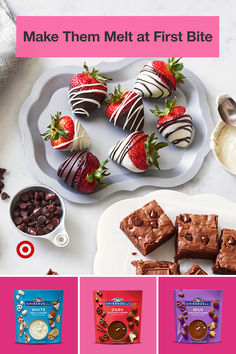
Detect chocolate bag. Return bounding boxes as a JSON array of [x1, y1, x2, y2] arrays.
[[14, 290, 63, 344], [173, 289, 223, 343], [93, 290, 142, 344]]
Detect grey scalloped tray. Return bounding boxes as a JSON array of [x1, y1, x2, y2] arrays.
[[18, 58, 213, 204]]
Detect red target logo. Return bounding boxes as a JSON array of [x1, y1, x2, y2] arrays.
[[16, 241, 34, 259]]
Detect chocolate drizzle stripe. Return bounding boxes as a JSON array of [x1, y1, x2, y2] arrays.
[[58, 151, 89, 190], [158, 114, 193, 146], [134, 63, 173, 98], [110, 132, 147, 166], [68, 83, 107, 116]]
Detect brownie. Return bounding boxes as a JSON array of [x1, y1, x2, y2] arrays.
[[184, 264, 208, 275], [175, 213, 219, 260], [120, 200, 176, 256], [132, 260, 180, 275], [212, 229, 236, 274]]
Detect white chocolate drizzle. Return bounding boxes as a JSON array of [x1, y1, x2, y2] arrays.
[[68, 83, 107, 116], [53, 118, 91, 151], [109, 91, 144, 131]]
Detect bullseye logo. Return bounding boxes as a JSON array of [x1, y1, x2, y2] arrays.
[[16, 241, 34, 259]]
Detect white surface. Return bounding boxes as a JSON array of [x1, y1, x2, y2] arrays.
[[94, 190, 236, 275], [1, 0, 236, 275]]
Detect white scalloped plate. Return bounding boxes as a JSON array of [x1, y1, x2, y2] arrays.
[[18, 58, 213, 204], [94, 190, 236, 275]]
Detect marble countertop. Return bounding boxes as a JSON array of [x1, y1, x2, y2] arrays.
[[1, 0, 236, 275]]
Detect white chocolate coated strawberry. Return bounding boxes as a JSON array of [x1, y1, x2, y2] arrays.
[[134, 61, 171, 98]]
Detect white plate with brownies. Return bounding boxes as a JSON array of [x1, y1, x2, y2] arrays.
[[94, 190, 236, 275]]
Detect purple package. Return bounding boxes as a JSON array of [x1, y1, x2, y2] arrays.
[[173, 289, 223, 343]]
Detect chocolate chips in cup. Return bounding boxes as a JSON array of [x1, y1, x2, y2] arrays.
[[12, 189, 62, 236], [174, 289, 223, 344]]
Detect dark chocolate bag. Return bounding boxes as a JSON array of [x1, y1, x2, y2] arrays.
[[93, 290, 142, 344]]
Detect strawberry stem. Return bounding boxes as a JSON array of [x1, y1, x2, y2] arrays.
[[83, 62, 112, 84], [86, 159, 110, 186], [167, 57, 186, 84], [41, 112, 69, 141], [144, 132, 168, 169], [150, 97, 178, 117], [104, 84, 127, 105]]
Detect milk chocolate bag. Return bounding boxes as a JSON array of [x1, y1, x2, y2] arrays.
[[174, 289, 223, 343], [93, 290, 142, 344]]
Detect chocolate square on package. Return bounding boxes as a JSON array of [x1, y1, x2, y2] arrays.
[[132, 260, 180, 275], [212, 229, 236, 274], [184, 264, 208, 275], [120, 200, 175, 256], [175, 213, 219, 261]]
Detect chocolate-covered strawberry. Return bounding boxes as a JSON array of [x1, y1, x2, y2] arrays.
[[150, 97, 194, 148], [134, 57, 185, 99], [58, 151, 110, 193], [105, 85, 144, 131], [41, 112, 90, 151], [109, 131, 167, 173], [69, 62, 111, 117]]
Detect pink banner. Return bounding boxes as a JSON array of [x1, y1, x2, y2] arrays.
[[16, 16, 219, 58]]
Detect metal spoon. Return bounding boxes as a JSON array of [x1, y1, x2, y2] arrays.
[[217, 94, 236, 126]]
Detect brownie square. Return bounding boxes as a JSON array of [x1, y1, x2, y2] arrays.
[[175, 213, 219, 260], [184, 264, 208, 275], [120, 200, 175, 256], [212, 229, 236, 274], [132, 260, 180, 275]]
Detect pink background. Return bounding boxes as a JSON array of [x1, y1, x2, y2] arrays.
[[16, 16, 219, 57], [159, 277, 234, 353], [80, 277, 156, 354], [0, 277, 78, 354]]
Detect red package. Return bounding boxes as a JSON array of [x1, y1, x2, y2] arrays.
[[93, 290, 142, 344]]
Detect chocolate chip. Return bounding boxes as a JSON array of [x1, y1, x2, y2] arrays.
[[20, 193, 29, 202], [22, 215, 29, 223], [28, 227, 36, 235], [181, 214, 191, 223], [178, 293, 184, 297], [134, 217, 143, 226], [42, 207, 50, 217], [14, 217, 22, 225], [38, 215, 46, 224], [183, 323, 188, 329], [99, 303, 103, 307], [0, 168, 6, 176], [46, 192, 56, 201], [21, 210, 28, 217], [185, 233, 193, 241], [36, 227, 45, 235], [30, 213, 37, 221], [33, 207, 42, 216], [0, 181, 4, 190], [44, 223, 54, 232], [17, 223, 25, 231], [19, 202, 27, 209], [228, 236, 236, 245], [95, 298, 99, 302], [201, 235, 209, 245], [185, 316, 188, 319], [34, 192, 40, 201], [181, 330, 187, 336], [54, 206, 62, 216], [150, 220, 158, 228], [150, 210, 157, 218], [178, 316, 184, 322], [183, 310, 188, 316], [1, 192, 10, 200], [48, 204, 54, 211]]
